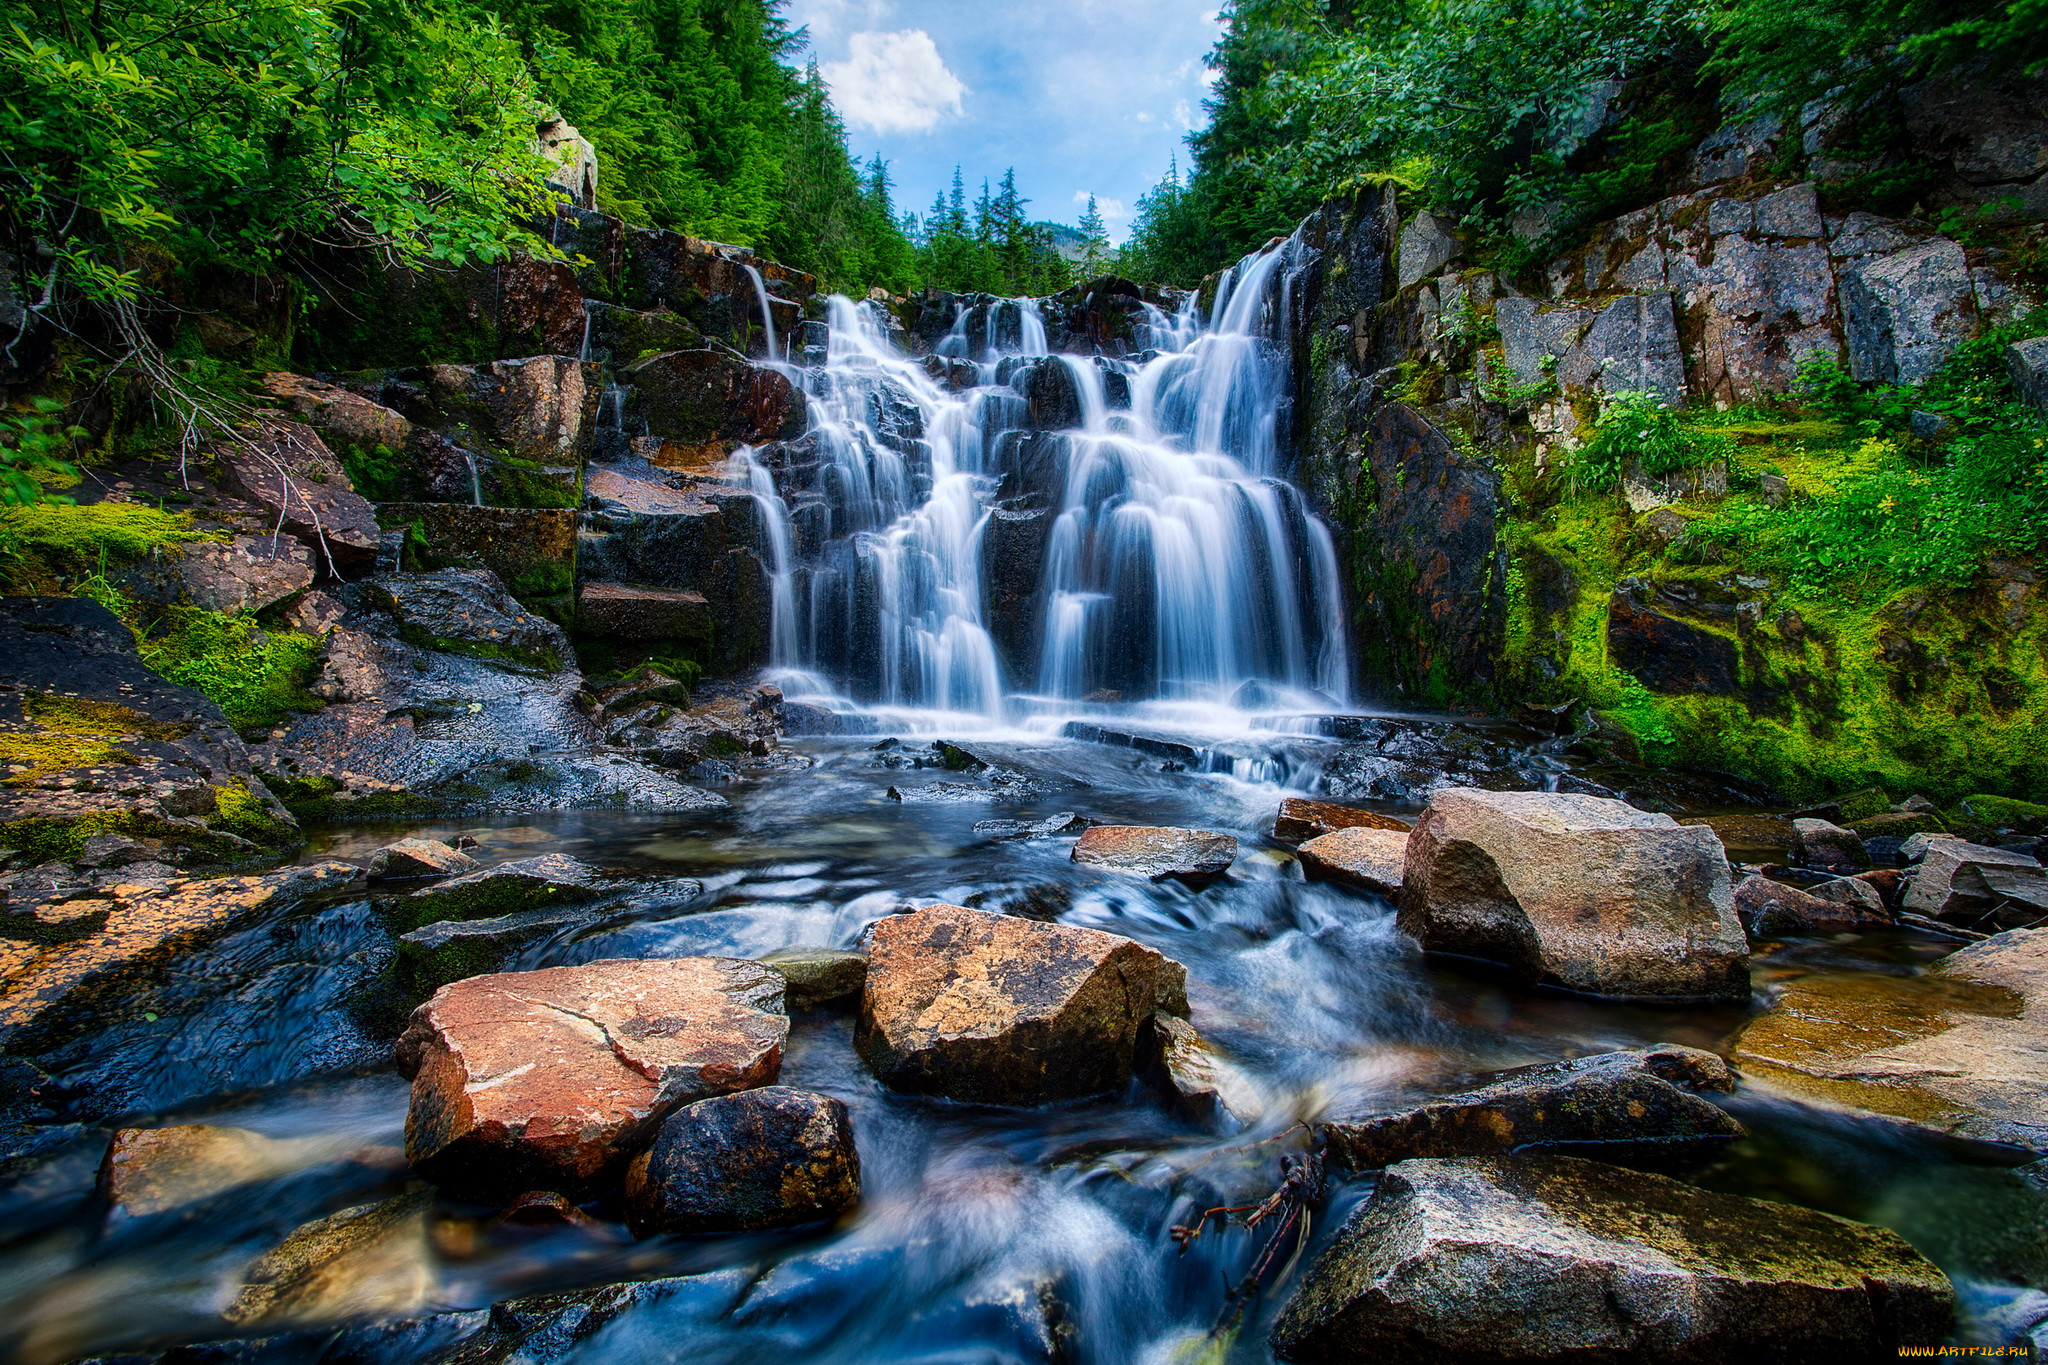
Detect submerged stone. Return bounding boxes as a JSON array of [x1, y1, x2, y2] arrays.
[[1398, 788, 1748, 1001], [1271, 1154, 1954, 1362], [1322, 1045, 1742, 1172], [223, 1190, 436, 1330], [1137, 1012, 1263, 1124], [760, 947, 866, 1009], [1070, 825, 1237, 881], [395, 904, 600, 994], [101, 1124, 383, 1220], [397, 956, 787, 1194], [856, 903, 1188, 1105], [625, 1086, 860, 1234]]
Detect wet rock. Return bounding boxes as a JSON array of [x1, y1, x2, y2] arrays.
[[1297, 826, 1409, 898], [366, 569, 570, 670], [622, 228, 815, 348], [1273, 798, 1412, 844], [1322, 1045, 1742, 1172], [396, 904, 603, 995], [1070, 825, 1237, 881], [366, 837, 477, 881], [1903, 837, 2047, 923], [1607, 584, 1740, 694], [1791, 817, 1870, 871], [856, 903, 1189, 1105], [397, 956, 787, 1193], [0, 862, 364, 1050], [973, 811, 1090, 840], [1735, 874, 1889, 936], [625, 349, 806, 465], [212, 418, 382, 570], [624, 1086, 859, 1234], [1399, 788, 1748, 1001], [761, 947, 866, 1009], [1138, 1013, 1262, 1124], [1809, 874, 1889, 917], [1734, 927, 2048, 1151], [224, 1189, 436, 1330], [576, 581, 712, 642], [101, 1124, 370, 1219], [1270, 1153, 1954, 1362], [395, 853, 608, 929]]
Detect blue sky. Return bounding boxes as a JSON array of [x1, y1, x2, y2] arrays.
[[781, 1, 1226, 243]]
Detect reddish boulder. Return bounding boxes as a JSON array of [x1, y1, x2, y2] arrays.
[[1274, 798, 1411, 844], [397, 957, 787, 1194], [1298, 826, 1410, 897], [857, 904, 1189, 1105]]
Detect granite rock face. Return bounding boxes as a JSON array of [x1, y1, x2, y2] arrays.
[[856, 903, 1189, 1105], [1070, 825, 1238, 881], [396, 956, 788, 1194], [625, 1086, 860, 1234], [1297, 826, 1409, 898], [1398, 788, 1749, 1001], [1271, 1154, 1954, 1362], [1322, 1045, 1742, 1172]]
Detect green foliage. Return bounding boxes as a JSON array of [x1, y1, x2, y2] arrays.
[[1561, 391, 1736, 495], [907, 166, 1074, 296], [0, 399, 83, 504], [0, 501, 221, 587], [136, 608, 325, 729]]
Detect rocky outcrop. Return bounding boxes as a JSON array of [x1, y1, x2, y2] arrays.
[[211, 418, 381, 571], [376, 505, 579, 602], [1399, 788, 1749, 1000], [1903, 837, 2047, 926], [624, 1086, 860, 1234], [1322, 1046, 1742, 1171], [1070, 825, 1238, 881], [396, 956, 788, 1194], [623, 349, 806, 469], [1734, 927, 2048, 1152], [1735, 874, 1890, 937], [1297, 826, 1409, 897], [856, 904, 1189, 1105], [1271, 1154, 1953, 1362]]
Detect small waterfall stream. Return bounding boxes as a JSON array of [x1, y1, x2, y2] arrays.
[[757, 235, 1348, 726]]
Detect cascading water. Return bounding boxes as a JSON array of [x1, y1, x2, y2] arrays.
[[754, 234, 1347, 723]]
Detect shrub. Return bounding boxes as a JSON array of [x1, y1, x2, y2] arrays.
[[1561, 391, 1736, 495]]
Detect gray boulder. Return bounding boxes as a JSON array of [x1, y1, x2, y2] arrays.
[[395, 853, 608, 930], [1322, 1045, 1741, 1172], [1398, 788, 1748, 1001], [1903, 837, 2048, 923], [2009, 336, 2048, 416], [1790, 817, 1868, 871], [1071, 825, 1237, 881], [1271, 1154, 1954, 1362], [1842, 237, 1978, 385], [367, 837, 477, 880], [624, 1087, 859, 1235], [1398, 212, 1462, 290], [1734, 874, 1888, 937]]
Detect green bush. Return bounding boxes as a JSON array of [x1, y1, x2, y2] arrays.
[[1562, 391, 1737, 496]]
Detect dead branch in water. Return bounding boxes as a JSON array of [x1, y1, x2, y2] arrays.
[[1169, 1131, 1326, 1339]]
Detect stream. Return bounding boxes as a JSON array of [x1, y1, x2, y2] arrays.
[[1, 235, 2043, 1363]]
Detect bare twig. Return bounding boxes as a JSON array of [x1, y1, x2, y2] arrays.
[[1169, 1132, 1327, 1339]]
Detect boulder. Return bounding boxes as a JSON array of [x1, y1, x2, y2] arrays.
[[1297, 826, 1409, 898], [1397, 212, 1462, 290], [761, 947, 866, 1009], [1734, 874, 1888, 937], [1138, 1012, 1263, 1124], [1, 862, 363, 1050], [624, 1086, 859, 1234], [394, 853, 607, 929], [1273, 797, 1412, 843], [1790, 818, 1869, 871], [1398, 788, 1748, 1001], [223, 1190, 435, 1330], [366, 837, 477, 880], [1071, 825, 1237, 881], [396, 956, 788, 1194], [1322, 1046, 1742, 1172], [1808, 875, 1888, 917], [212, 419, 381, 570], [856, 903, 1188, 1105], [122, 532, 316, 615], [1903, 837, 2048, 924], [364, 568, 571, 670], [1734, 927, 2048, 1151], [1270, 1154, 1954, 1362], [2010, 336, 2048, 417], [576, 581, 713, 642]]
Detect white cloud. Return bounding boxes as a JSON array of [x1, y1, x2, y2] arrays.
[[821, 30, 968, 134], [1134, 110, 1153, 123], [1173, 98, 1196, 129], [1073, 190, 1129, 222]]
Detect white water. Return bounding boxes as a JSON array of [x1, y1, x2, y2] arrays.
[[743, 263, 781, 363], [755, 234, 1348, 727]]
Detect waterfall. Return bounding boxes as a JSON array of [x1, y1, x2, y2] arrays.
[[763, 234, 1346, 720], [742, 264, 780, 363]]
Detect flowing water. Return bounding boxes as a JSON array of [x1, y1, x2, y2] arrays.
[[1, 244, 2042, 1364]]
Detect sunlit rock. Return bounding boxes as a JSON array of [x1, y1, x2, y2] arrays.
[[1070, 825, 1237, 881], [366, 837, 477, 881], [1271, 1154, 1953, 1362], [1273, 797, 1411, 844], [1297, 826, 1409, 898], [1138, 1013, 1263, 1124], [101, 1124, 392, 1220], [1734, 927, 2048, 1152], [396, 956, 786, 1194], [223, 1190, 436, 1330], [1399, 788, 1748, 1001], [625, 1086, 859, 1234], [1321, 1045, 1741, 1172], [856, 903, 1188, 1105]]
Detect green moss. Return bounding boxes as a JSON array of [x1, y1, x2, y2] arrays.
[[211, 781, 294, 844], [393, 623, 561, 674], [0, 810, 248, 863], [283, 788, 443, 822], [1955, 794, 2048, 834], [137, 610, 325, 730], [0, 503, 224, 589], [0, 695, 195, 785]]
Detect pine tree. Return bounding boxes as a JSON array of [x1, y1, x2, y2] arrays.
[[1077, 194, 1109, 279]]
